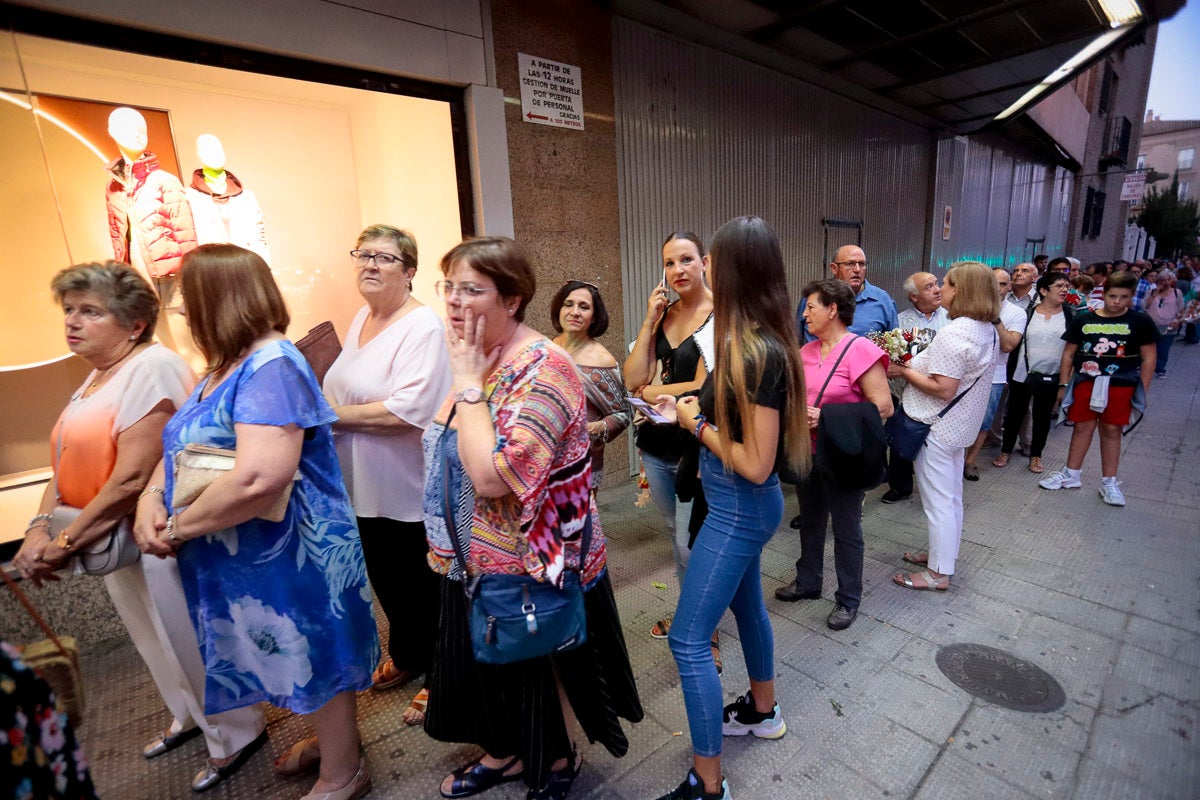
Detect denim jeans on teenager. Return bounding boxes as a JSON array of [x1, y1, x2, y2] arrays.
[[668, 448, 784, 757], [640, 450, 693, 585]]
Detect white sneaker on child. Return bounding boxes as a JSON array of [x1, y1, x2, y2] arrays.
[[1099, 480, 1126, 507], [1039, 468, 1082, 490]]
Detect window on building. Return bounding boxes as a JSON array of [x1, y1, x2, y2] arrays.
[[1180, 148, 1195, 170], [1136, 153, 1146, 170], [1181, 181, 1191, 200], [1098, 63, 1117, 114], [1082, 187, 1106, 239]]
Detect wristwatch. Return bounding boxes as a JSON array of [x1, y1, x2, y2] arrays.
[[991, 317, 1002, 326], [455, 386, 485, 405]]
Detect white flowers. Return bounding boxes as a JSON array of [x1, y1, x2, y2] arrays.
[[211, 596, 313, 696]]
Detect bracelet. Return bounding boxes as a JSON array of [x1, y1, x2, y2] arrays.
[[24, 523, 51, 537], [28, 513, 52, 527], [165, 515, 180, 543], [139, 485, 165, 501], [693, 414, 709, 440]]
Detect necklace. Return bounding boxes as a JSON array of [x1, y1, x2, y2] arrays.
[[86, 344, 140, 391]]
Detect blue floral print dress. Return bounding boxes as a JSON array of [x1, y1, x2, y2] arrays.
[[163, 340, 379, 715]]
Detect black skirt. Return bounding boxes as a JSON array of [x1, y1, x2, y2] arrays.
[[424, 570, 644, 789]]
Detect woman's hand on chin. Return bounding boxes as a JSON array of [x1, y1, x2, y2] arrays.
[[447, 308, 502, 390]]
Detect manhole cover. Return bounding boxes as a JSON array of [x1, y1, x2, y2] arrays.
[[936, 643, 1065, 712]]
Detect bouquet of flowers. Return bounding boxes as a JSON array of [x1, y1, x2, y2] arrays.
[[867, 327, 921, 364]]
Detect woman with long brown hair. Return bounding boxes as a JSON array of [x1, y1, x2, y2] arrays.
[[649, 216, 808, 800]]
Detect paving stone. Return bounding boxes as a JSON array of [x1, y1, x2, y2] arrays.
[[1123, 614, 1200, 667], [914, 750, 1040, 800], [1111, 642, 1200, 701]]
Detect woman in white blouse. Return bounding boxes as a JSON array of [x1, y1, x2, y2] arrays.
[[887, 261, 998, 592], [320, 226, 450, 738]]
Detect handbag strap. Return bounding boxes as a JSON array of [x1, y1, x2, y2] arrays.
[[814, 335, 857, 407], [1, 566, 70, 658], [440, 404, 593, 586]]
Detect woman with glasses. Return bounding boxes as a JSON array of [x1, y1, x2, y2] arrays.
[[423, 237, 642, 800], [315, 226, 450, 745], [993, 272, 1074, 474], [549, 280, 630, 488]]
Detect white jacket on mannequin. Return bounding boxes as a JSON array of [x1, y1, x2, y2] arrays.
[[185, 169, 271, 263]]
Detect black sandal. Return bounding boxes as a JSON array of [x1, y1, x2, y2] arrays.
[[526, 746, 581, 800], [441, 755, 523, 799]]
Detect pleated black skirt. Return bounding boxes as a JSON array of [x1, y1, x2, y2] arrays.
[[424, 570, 644, 789]]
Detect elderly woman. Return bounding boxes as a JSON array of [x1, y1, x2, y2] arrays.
[[322, 225, 450, 734], [422, 237, 642, 800], [888, 261, 998, 591], [549, 280, 630, 487], [624, 232, 714, 641], [1145, 270, 1183, 377], [134, 244, 379, 800], [10, 261, 266, 794], [993, 272, 1074, 474], [775, 279, 892, 631]]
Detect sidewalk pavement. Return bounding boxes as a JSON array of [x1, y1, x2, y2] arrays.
[[74, 343, 1199, 799]]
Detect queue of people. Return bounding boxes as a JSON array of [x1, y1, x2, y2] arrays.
[[9, 225, 1172, 800]]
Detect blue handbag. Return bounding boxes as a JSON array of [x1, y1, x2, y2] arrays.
[[886, 375, 982, 461], [441, 408, 589, 665]]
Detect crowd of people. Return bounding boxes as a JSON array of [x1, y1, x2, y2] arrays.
[[7, 227, 1191, 800]]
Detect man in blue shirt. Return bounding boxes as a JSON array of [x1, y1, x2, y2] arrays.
[[797, 245, 899, 341]]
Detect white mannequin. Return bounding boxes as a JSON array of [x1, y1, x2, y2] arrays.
[[104, 106, 201, 369], [185, 133, 271, 263]]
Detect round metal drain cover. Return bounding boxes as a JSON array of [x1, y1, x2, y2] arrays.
[[936, 643, 1065, 712]]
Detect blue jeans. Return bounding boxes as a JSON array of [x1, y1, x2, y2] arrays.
[[979, 382, 1005, 431], [640, 450, 693, 586], [668, 448, 784, 757], [1155, 329, 1175, 374]]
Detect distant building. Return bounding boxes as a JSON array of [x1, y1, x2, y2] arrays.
[[1139, 115, 1200, 204]]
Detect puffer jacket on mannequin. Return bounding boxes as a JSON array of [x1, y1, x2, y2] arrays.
[[185, 169, 271, 263], [105, 153, 197, 279]]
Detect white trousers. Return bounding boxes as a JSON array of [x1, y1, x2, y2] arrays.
[[104, 556, 265, 758], [913, 432, 965, 576]]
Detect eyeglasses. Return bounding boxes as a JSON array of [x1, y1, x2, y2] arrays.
[[435, 281, 498, 300], [834, 260, 868, 268], [350, 250, 405, 268]]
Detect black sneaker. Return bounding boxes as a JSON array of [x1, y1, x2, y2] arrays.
[[722, 690, 786, 739], [774, 581, 821, 602], [881, 489, 911, 504], [654, 768, 730, 800]]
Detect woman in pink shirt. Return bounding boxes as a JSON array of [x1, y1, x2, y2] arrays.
[[774, 279, 892, 631]]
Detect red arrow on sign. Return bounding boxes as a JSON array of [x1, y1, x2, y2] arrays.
[[526, 112, 549, 121]]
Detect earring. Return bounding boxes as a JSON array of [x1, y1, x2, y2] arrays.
[[508, 308, 515, 316], [129, 334, 137, 340]]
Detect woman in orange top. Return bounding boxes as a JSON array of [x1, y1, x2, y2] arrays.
[[10, 261, 265, 793]]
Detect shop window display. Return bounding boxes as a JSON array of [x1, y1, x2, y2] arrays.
[[0, 30, 468, 541]]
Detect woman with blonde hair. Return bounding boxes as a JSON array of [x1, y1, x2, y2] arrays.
[[649, 216, 808, 800], [135, 244, 379, 800], [888, 260, 998, 592]]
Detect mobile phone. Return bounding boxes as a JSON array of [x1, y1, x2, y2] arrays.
[[628, 396, 672, 425]]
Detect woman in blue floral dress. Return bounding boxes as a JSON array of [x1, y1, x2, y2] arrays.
[[135, 244, 379, 800]]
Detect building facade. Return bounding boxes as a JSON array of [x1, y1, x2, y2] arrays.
[[1139, 116, 1200, 203]]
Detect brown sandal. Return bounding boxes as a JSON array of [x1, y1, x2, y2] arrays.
[[403, 688, 429, 726], [1028, 457, 1044, 474], [991, 453, 1010, 468]]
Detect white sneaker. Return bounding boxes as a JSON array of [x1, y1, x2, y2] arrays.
[[1099, 481, 1126, 506], [1039, 468, 1082, 490], [722, 690, 787, 739]]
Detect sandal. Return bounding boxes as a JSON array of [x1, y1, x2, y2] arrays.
[[274, 736, 320, 777], [372, 658, 417, 691], [711, 635, 723, 675], [991, 453, 1010, 468], [526, 746, 581, 800], [403, 688, 429, 726], [650, 616, 672, 639], [441, 755, 523, 799], [963, 463, 980, 481], [1028, 457, 1044, 474], [892, 570, 950, 591], [902, 551, 928, 566]]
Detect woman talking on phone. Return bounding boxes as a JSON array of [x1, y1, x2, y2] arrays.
[[623, 232, 714, 643]]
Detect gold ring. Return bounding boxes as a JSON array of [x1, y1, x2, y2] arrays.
[[33, 552, 42, 562]]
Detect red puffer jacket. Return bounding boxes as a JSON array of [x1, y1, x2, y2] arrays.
[[106, 153, 197, 279]]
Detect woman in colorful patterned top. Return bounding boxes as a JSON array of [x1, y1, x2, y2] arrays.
[[134, 245, 379, 800], [422, 237, 642, 800], [10, 261, 265, 794], [549, 280, 630, 488]]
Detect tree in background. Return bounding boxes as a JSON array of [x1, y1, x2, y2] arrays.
[[1138, 173, 1200, 256]]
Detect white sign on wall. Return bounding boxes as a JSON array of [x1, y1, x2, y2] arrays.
[[1120, 172, 1146, 202], [518, 53, 584, 130]]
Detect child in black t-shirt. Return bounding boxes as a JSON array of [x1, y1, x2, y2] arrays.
[[1039, 271, 1157, 506]]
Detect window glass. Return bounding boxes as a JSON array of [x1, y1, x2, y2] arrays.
[[1180, 148, 1195, 170]]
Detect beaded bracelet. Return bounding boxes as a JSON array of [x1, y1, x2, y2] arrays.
[[139, 485, 165, 501]]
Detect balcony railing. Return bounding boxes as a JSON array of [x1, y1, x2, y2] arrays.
[[1100, 115, 1132, 168]]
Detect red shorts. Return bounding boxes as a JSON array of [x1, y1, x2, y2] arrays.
[[1067, 381, 1134, 426]]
